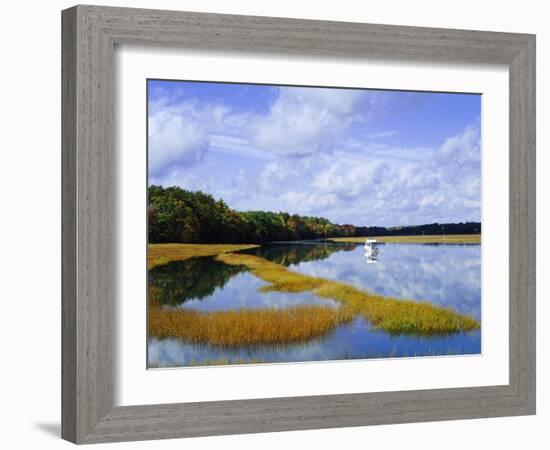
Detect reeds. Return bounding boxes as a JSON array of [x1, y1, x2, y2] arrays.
[[314, 282, 479, 334], [216, 253, 480, 334], [216, 253, 326, 292], [186, 358, 267, 366], [148, 304, 353, 347]]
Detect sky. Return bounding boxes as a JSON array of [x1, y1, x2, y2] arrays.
[[148, 79, 481, 227]]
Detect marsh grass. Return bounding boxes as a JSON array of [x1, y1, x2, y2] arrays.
[[147, 250, 352, 347], [331, 234, 481, 244], [148, 243, 258, 269], [216, 253, 480, 334], [186, 358, 267, 366], [216, 253, 326, 292], [314, 283, 479, 335], [148, 303, 353, 347]]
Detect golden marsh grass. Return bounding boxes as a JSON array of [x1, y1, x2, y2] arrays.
[[186, 358, 266, 366], [148, 303, 353, 347], [216, 253, 480, 334], [331, 234, 481, 244], [148, 243, 258, 269], [216, 253, 326, 292], [314, 282, 479, 334]]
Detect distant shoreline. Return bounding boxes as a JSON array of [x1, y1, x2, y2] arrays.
[[330, 234, 481, 244], [147, 235, 481, 269]]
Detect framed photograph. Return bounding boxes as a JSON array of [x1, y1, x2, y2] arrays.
[[62, 5, 536, 444]]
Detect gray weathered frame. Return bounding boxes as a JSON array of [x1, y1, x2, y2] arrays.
[[62, 4, 536, 444]]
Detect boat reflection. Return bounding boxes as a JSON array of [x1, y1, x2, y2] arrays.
[[364, 239, 379, 264]]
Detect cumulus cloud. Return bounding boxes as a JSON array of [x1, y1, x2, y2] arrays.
[[439, 122, 481, 170], [266, 121, 481, 226], [149, 86, 380, 179], [148, 101, 229, 176], [258, 158, 315, 192], [150, 86, 368, 179], [312, 160, 389, 198], [248, 88, 373, 157]]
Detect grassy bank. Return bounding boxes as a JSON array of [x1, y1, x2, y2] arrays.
[[216, 253, 479, 334], [148, 297, 352, 347], [148, 243, 259, 269], [331, 234, 481, 244]]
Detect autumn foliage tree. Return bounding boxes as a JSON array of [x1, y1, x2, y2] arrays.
[[148, 186, 355, 244]]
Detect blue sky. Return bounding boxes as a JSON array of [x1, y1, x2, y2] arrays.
[[148, 79, 481, 227]]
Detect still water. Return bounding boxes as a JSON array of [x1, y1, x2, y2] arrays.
[[148, 242, 481, 368]]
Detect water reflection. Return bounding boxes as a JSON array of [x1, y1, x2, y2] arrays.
[[149, 257, 245, 305], [150, 257, 338, 311], [364, 244, 379, 264], [170, 270, 338, 311], [149, 317, 480, 368], [364, 239, 379, 264], [148, 241, 482, 367], [242, 241, 357, 266], [287, 243, 481, 321]]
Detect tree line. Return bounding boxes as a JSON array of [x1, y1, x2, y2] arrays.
[[355, 222, 481, 237], [148, 185, 481, 244]]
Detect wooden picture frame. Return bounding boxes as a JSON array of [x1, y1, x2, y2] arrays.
[[62, 5, 536, 444]]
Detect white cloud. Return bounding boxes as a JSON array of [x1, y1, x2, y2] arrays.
[[312, 160, 389, 198], [248, 88, 372, 157], [209, 134, 272, 160], [148, 101, 229, 176], [280, 191, 338, 216], [438, 122, 481, 171], [258, 158, 314, 192], [368, 130, 399, 139], [262, 121, 482, 226], [148, 86, 380, 179]]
